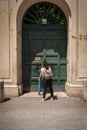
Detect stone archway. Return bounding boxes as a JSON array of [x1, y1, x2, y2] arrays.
[[17, 0, 71, 93]]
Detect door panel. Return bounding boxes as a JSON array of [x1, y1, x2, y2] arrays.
[[45, 40, 58, 49], [22, 25, 67, 92], [30, 40, 43, 53]]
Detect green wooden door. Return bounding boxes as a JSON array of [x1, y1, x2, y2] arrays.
[[22, 25, 67, 92]]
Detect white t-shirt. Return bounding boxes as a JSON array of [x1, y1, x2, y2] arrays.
[[41, 67, 46, 77]]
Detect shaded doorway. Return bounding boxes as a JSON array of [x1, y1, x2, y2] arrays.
[[22, 2, 67, 92]]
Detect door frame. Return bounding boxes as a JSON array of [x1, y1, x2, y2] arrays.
[[16, 0, 71, 94]]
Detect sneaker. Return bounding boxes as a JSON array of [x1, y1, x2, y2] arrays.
[[51, 97, 54, 101], [38, 92, 40, 95], [42, 98, 45, 101]]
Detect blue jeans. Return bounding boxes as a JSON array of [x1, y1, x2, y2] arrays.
[[38, 80, 42, 93], [38, 77, 45, 93]]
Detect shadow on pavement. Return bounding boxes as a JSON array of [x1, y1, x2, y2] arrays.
[[0, 97, 11, 103]]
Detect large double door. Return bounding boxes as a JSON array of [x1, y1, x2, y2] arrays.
[[22, 24, 67, 92]]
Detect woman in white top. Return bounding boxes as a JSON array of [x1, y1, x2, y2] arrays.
[[38, 62, 46, 96]]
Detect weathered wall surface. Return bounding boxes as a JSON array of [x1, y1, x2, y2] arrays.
[[78, 0, 87, 79], [0, 0, 10, 79]]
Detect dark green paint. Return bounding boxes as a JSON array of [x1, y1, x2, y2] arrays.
[[22, 25, 67, 92]]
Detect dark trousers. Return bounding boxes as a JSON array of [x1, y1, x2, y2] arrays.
[[43, 79, 53, 99]]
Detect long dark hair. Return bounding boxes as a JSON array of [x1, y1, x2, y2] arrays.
[[43, 60, 49, 70]]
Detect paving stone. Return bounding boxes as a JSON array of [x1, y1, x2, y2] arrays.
[[0, 95, 87, 130]]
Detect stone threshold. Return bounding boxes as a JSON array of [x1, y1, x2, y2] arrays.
[[20, 92, 69, 98]]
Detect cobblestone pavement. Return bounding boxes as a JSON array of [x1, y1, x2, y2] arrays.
[[0, 93, 87, 130]]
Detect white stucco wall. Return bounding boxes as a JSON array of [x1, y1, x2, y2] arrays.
[[78, 0, 87, 79], [0, 0, 10, 79]]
